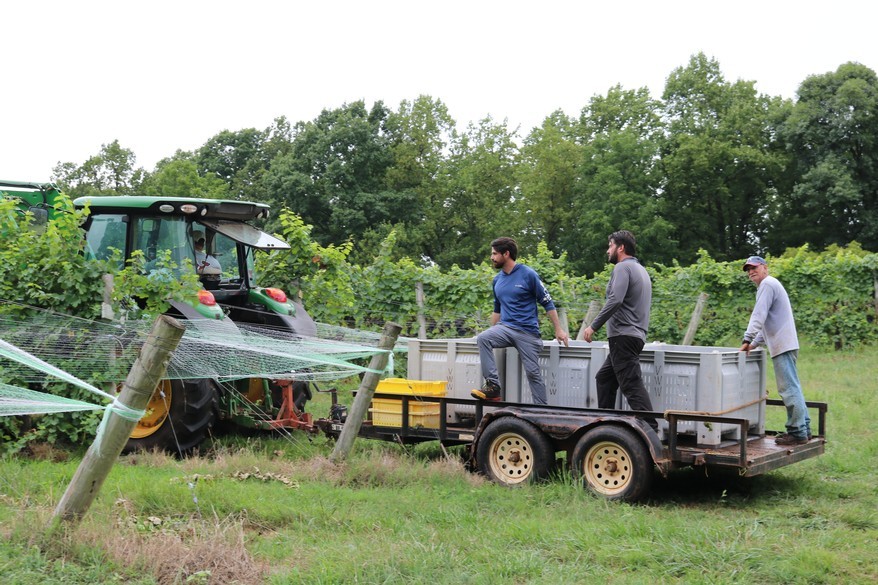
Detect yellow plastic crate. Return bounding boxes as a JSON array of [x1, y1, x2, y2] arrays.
[[369, 405, 441, 429], [369, 378, 446, 429], [374, 378, 447, 396]]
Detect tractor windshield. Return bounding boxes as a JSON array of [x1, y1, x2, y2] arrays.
[[132, 216, 192, 275]]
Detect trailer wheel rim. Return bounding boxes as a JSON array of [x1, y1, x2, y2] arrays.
[[486, 431, 537, 485], [129, 380, 172, 439], [583, 439, 633, 496]]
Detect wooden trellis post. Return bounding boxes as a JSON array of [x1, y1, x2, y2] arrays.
[[576, 300, 603, 341], [53, 315, 185, 523], [331, 321, 402, 463], [682, 292, 709, 346], [415, 282, 427, 339]]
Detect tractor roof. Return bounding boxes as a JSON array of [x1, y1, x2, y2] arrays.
[[0, 180, 61, 191], [74, 196, 271, 222]]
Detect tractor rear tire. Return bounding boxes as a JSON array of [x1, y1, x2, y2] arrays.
[[122, 378, 219, 456]]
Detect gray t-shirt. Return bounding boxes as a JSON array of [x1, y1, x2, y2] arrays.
[[743, 275, 799, 356], [591, 257, 652, 341]]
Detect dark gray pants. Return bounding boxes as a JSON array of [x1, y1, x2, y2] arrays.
[[477, 323, 546, 405]]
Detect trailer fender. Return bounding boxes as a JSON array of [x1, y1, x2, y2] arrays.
[[576, 419, 671, 478]]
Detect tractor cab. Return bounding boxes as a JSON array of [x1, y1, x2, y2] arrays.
[[75, 196, 315, 335]]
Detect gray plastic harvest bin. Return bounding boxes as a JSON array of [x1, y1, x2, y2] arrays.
[[507, 340, 766, 445], [406, 338, 506, 423], [409, 338, 767, 446], [504, 342, 608, 408], [636, 342, 766, 444]]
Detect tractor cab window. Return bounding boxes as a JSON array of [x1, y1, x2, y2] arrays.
[[244, 247, 256, 286], [211, 231, 241, 282], [84, 214, 127, 267], [132, 216, 189, 275]]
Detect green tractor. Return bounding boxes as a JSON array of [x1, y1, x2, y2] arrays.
[[1, 179, 320, 454]]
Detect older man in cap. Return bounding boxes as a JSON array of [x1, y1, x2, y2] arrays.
[[740, 255, 812, 445]]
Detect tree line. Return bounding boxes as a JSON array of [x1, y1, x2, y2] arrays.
[[51, 53, 878, 275]]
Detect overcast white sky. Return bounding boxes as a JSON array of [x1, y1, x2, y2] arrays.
[[2, 0, 876, 182]]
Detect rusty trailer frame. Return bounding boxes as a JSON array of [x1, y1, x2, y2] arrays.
[[329, 394, 827, 480]]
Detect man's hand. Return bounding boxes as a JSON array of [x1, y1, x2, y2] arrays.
[[583, 326, 595, 343], [555, 329, 570, 347], [739, 342, 751, 356]]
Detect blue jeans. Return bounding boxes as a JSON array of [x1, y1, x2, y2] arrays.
[[773, 350, 811, 438], [477, 323, 546, 405]]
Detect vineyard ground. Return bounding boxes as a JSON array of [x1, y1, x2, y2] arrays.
[[1, 344, 877, 584]]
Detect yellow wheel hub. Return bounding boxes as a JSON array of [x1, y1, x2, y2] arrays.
[[583, 440, 632, 496], [487, 432, 536, 485], [128, 380, 172, 439]]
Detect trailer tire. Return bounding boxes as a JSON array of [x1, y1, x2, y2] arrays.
[[122, 378, 219, 456], [476, 417, 553, 486], [571, 425, 653, 502]]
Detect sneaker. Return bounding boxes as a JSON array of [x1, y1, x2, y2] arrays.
[[471, 380, 502, 402], [774, 432, 809, 445]]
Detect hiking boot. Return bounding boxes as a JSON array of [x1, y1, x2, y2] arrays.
[[471, 380, 502, 402], [774, 432, 809, 446]]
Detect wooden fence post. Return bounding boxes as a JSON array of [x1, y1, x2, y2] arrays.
[[101, 274, 115, 321], [873, 271, 878, 315], [331, 321, 402, 463], [682, 292, 709, 346], [415, 281, 427, 339], [576, 300, 603, 341], [558, 307, 569, 334], [53, 315, 185, 523]]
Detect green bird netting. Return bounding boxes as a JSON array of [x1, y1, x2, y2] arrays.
[[0, 308, 409, 418]]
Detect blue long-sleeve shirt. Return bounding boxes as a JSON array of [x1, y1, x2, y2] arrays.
[[493, 264, 556, 336]]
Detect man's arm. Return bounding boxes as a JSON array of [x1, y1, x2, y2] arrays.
[[546, 309, 569, 346], [741, 284, 774, 350], [491, 312, 500, 326], [585, 266, 630, 341]]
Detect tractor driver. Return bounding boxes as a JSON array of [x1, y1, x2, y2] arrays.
[[192, 230, 222, 275]]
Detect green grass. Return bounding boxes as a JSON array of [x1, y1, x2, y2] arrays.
[[2, 345, 877, 584]]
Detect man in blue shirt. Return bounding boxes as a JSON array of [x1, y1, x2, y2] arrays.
[[471, 237, 569, 404]]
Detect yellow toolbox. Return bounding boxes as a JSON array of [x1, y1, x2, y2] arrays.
[[370, 378, 447, 429]]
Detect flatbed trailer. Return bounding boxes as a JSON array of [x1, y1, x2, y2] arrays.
[[321, 393, 827, 502]]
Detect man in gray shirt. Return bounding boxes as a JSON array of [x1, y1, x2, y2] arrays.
[[583, 230, 657, 432], [740, 256, 812, 445]]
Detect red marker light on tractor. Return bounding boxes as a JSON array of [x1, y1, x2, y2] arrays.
[[198, 290, 217, 306], [265, 288, 287, 303]]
